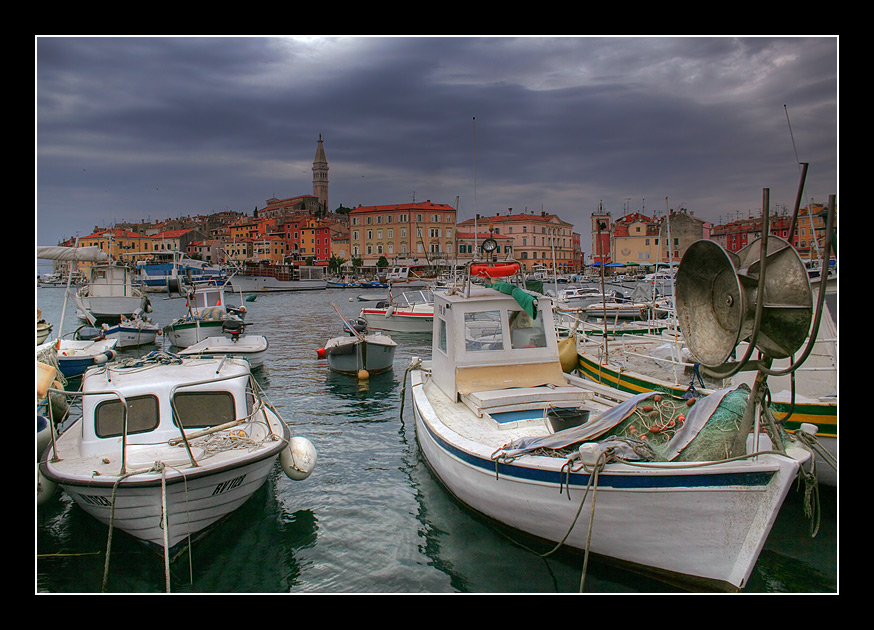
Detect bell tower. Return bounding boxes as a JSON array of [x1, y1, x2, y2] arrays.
[[312, 134, 329, 213]]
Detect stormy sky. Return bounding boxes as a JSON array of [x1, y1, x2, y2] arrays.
[[35, 35, 838, 255]]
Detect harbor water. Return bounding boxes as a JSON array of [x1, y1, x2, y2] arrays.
[[36, 286, 838, 594]]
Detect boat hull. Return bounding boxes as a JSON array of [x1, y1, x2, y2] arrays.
[[103, 324, 160, 348], [79, 296, 149, 321], [164, 319, 228, 348], [325, 335, 396, 375], [577, 351, 837, 486], [229, 274, 326, 293], [38, 339, 119, 379], [359, 308, 433, 333], [43, 439, 284, 553], [411, 372, 807, 592], [179, 335, 269, 369]]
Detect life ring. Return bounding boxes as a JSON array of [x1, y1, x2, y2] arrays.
[[470, 262, 521, 278]]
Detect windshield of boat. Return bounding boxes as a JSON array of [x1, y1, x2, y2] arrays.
[[463, 308, 548, 352], [95, 395, 160, 438], [398, 290, 433, 305], [173, 391, 237, 428]]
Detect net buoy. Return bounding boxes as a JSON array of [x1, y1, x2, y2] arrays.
[[358, 369, 370, 380], [37, 465, 56, 505], [316, 347, 326, 359], [93, 349, 117, 365], [281, 437, 317, 481]]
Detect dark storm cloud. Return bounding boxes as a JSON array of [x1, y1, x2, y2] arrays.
[[36, 36, 837, 251]]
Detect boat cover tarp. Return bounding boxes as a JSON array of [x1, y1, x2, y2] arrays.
[[495, 385, 743, 461], [489, 281, 539, 319], [37, 246, 110, 262]]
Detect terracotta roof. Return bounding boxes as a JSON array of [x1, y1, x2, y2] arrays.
[[350, 201, 455, 213]]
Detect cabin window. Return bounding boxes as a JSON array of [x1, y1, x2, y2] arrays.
[[464, 311, 504, 351], [173, 391, 237, 429], [509, 309, 548, 348], [437, 318, 447, 354], [95, 395, 160, 438]]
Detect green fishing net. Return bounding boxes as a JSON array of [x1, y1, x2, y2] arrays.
[[606, 385, 751, 462]]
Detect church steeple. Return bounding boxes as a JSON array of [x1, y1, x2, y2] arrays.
[[312, 134, 329, 213]]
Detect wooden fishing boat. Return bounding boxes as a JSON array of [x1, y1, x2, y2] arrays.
[[163, 283, 247, 348], [324, 332, 397, 376], [409, 254, 814, 591], [76, 263, 150, 322]]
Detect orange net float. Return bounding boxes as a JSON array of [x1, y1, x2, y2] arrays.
[[470, 262, 521, 278]]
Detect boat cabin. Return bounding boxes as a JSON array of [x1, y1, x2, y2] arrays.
[[430, 285, 592, 424], [76, 359, 254, 463], [86, 264, 138, 297]]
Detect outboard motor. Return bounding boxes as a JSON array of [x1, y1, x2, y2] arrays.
[[222, 317, 245, 341]]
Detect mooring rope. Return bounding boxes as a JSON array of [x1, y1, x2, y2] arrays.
[[399, 358, 423, 420]]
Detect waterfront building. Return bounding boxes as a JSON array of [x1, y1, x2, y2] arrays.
[[348, 201, 457, 267], [710, 203, 833, 261], [456, 210, 577, 273], [77, 227, 153, 264], [592, 206, 709, 269]]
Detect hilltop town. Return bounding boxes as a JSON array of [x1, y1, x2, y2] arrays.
[[49, 137, 834, 274]]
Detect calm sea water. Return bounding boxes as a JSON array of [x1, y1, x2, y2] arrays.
[[36, 285, 838, 594]]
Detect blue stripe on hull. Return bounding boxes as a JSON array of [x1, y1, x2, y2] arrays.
[[417, 412, 775, 490]]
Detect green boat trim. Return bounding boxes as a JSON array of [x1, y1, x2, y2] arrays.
[[577, 351, 836, 439]]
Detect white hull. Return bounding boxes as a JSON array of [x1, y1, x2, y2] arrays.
[[359, 309, 433, 333], [229, 276, 326, 293], [103, 324, 160, 348], [54, 451, 280, 551], [164, 318, 228, 348], [411, 372, 808, 591], [79, 295, 149, 320], [325, 334, 396, 375], [179, 335, 269, 368], [580, 302, 650, 320]]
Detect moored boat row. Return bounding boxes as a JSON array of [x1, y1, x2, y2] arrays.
[[37, 203, 836, 591]]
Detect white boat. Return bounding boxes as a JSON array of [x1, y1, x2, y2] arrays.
[[178, 321, 269, 369], [77, 309, 161, 349], [76, 263, 150, 322], [38, 271, 85, 288], [37, 309, 53, 345], [409, 270, 812, 591], [555, 286, 616, 308], [227, 262, 327, 293], [359, 289, 434, 333], [319, 306, 397, 376], [39, 353, 317, 561], [379, 266, 430, 288], [164, 283, 247, 348], [37, 338, 119, 379]]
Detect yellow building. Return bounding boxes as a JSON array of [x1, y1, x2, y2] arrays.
[[77, 228, 152, 265]]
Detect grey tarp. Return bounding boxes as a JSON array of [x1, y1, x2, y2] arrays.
[[494, 386, 740, 462], [37, 246, 110, 262]]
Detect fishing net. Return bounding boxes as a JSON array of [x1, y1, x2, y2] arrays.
[[603, 385, 750, 461]]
